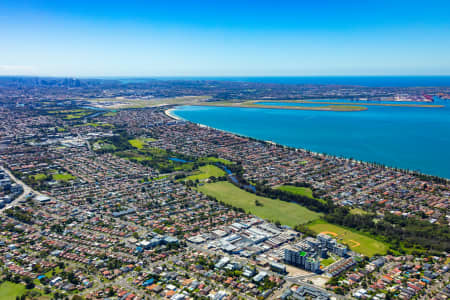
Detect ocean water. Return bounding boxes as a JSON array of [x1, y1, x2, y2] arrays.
[[172, 98, 450, 178], [156, 76, 450, 87], [111, 76, 450, 87]]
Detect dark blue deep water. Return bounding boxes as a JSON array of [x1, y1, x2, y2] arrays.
[[173, 98, 450, 178]]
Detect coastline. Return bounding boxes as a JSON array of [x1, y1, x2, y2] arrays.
[[164, 108, 183, 120], [166, 107, 361, 164], [166, 106, 449, 181]]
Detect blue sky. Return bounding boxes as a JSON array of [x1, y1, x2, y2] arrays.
[[1, 0, 450, 76]]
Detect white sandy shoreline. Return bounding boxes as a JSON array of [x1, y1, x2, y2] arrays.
[[164, 108, 183, 120]]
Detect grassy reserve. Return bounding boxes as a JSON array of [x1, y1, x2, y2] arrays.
[[76, 122, 113, 128], [196, 181, 322, 227], [0, 281, 48, 299], [184, 165, 226, 181], [102, 111, 118, 117], [128, 137, 157, 149], [32, 173, 48, 181], [197, 156, 233, 165], [52, 173, 76, 181], [276, 185, 314, 198], [44, 266, 62, 278], [0, 282, 26, 299], [117, 147, 195, 173], [320, 257, 336, 267], [63, 112, 91, 119], [93, 140, 117, 151], [307, 219, 388, 257], [350, 208, 369, 215], [276, 185, 326, 203], [31, 172, 76, 182]]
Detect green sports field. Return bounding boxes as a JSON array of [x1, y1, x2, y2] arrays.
[[276, 185, 314, 197], [307, 220, 388, 257], [0, 282, 26, 299], [128, 137, 157, 149], [32, 173, 48, 181], [276, 185, 326, 203], [197, 156, 233, 165], [197, 181, 322, 227], [52, 173, 76, 181], [185, 165, 226, 181]]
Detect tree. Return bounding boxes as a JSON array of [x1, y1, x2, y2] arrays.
[[67, 272, 79, 285], [24, 276, 35, 289]]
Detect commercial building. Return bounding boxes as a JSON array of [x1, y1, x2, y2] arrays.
[[284, 248, 321, 273]]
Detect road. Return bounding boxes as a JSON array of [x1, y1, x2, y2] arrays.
[[0, 169, 347, 299], [286, 277, 348, 299], [188, 242, 346, 299], [0, 165, 45, 213], [78, 133, 92, 152]]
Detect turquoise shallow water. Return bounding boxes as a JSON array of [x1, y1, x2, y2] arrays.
[[172, 99, 450, 178]]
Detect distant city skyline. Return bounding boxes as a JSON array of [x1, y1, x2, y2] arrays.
[[1, 0, 450, 76]]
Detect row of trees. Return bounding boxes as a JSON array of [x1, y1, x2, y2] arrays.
[[220, 161, 334, 213], [253, 183, 334, 213]]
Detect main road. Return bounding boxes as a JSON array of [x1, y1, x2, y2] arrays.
[[0, 165, 46, 213]]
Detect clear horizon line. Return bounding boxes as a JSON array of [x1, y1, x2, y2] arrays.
[[2, 74, 450, 79]]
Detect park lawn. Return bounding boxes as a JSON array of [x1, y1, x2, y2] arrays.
[[121, 152, 149, 161], [129, 138, 157, 149], [117, 148, 195, 173], [47, 109, 87, 115], [173, 162, 196, 172], [93, 141, 117, 151], [44, 266, 62, 278], [351, 208, 369, 215], [307, 220, 388, 257], [198, 156, 233, 165], [0, 282, 27, 299], [52, 173, 76, 181], [185, 165, 226, 181], [277, 185, 314, 198], [32, 173, 48, 181], [196, 181, 322, 227], [78, 122, 114, 128], [64, 112, 90, 119], [103, 111, 118, 117], [276, 185, 326, 203], [320, 257, 336, 267]]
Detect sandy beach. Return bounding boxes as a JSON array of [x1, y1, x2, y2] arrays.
[[165, 108, 182, 120]]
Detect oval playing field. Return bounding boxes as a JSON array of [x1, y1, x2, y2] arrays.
[[307, 220, 388, 257]]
